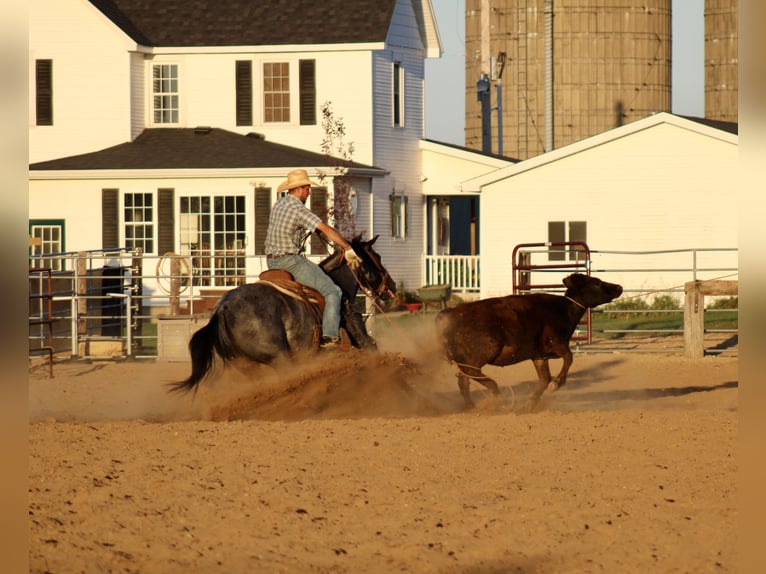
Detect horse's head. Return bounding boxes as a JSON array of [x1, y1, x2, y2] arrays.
[[321, 235, 396, 303], [349, 235, 397, 303]]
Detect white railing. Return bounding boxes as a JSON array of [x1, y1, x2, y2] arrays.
[[424, 255, 480, 292]]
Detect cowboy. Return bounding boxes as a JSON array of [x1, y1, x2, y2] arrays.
[[264, 169, 361, 349]]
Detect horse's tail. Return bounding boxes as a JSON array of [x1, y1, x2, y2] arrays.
[[168, 313, 224, 394]]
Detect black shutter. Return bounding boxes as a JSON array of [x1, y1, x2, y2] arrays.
[[299, 59, 316, 126], [102, 189, 119, 249], [235, 60, 253, 126], [548, 221, 566, 261], [253, 187, 271, 255], [309, 186, 328, 254], [158, 188, 175, 255], [36, 60, 53, 126]]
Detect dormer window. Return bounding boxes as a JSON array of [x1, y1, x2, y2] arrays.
[[152, 64, 179, 124]]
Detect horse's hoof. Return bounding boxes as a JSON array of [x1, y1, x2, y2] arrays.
[[546, 381, 559, 393]]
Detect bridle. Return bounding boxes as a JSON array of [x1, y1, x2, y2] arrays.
[[348, 246, 395, 302]]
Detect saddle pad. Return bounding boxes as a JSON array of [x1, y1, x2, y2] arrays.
[[257, 278, 326, 315], [259, 269, 293, 282]]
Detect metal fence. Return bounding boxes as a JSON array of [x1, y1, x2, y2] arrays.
[[28, 246, 738, 369]]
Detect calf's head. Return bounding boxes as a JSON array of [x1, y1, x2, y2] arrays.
[[563, 273, 622, 308]]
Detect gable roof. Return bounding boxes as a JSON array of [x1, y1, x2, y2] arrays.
[[89, 0, 399, 47], [461, 112, 738, 192], [29, 128, 383, 173]]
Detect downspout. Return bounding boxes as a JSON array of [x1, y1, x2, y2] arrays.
[[544, 0, 554, 152]]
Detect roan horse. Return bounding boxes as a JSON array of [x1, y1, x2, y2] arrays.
[[171, 235, 396, 393]]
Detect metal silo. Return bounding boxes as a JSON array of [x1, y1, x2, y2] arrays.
[[465, 0, 672, 159], [704, 0, 738, 122]]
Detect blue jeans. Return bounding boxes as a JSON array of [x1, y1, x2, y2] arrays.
[[267, 255, 342, 339]]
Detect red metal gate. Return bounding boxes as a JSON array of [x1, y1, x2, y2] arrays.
[[511, 242, 593, 343]]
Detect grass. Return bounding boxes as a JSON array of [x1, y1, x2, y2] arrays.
[[374, 307, 738, 342]]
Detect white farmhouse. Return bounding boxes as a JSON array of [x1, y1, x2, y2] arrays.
[[29, 0, 444, 293]]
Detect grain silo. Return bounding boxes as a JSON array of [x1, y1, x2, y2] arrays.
[[704, 0, 738, 122], [465, 0, 672, 159]]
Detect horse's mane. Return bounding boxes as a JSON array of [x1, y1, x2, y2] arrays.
[[319, 234, 365, 271]]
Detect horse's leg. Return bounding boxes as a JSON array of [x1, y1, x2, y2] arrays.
[[340, 299, 376, 349]]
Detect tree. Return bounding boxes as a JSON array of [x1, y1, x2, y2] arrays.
[[318, 102, 358, 239]]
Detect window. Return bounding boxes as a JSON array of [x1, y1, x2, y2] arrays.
[[180, 195, 246, 286], [390, 191, 407, 239], [152, 64, 179, 124], [35, 59, 53, 126], [263, 62, 290, 123], [393, 61, 404, 127], [548, 221, 587, 261], [29, 220, 65, 271], [235, 60, 253, 126], [124, 193, 155, 254]]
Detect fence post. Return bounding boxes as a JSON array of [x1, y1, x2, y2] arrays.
[[131, 248, 143, 353], [684, 280, 738, 359], [684, 282, 704, 359], [75, 252, 88, 357]]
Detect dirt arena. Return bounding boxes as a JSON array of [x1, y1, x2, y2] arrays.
[[28, 320, 738, 573]]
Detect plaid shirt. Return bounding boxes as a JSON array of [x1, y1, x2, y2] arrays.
[[264, 194, 322, 255]]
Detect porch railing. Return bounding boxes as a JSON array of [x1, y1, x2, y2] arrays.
[[424, 255, 480, 292]]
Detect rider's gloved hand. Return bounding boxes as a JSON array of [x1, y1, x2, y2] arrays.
[[344, 248, 361, 269]]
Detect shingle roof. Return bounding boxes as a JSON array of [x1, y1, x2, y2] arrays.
[[90, 0, 398, 47], [29, 128, 381, 171]]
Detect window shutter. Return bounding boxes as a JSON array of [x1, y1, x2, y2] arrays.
[[253, 187, 271, 255], [309, 186, 328, 254], [568, 221, 587, 261], [403, 194, 408, 239], [102, 189, 119, 249], [235, 60, 253, 126], [36, 59, 53, 126], [299, 59, 316, 126], [158, 188, 175, 255], [548, 221, 566, 261]]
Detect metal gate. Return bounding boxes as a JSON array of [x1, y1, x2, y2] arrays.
[[511, 241, 592, 343]]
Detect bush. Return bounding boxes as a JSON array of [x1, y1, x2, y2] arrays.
[[602, 297, 649, 318], [649, 294, 680, 316], [708, 296, 738, 310]]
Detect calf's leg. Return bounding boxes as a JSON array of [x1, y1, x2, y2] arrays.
[[525, 358, 552, 409], [551, 347, 574, 389], [455, 365, 500, 410]]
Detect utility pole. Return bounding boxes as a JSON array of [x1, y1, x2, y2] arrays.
[[477, 0, 491, 154]]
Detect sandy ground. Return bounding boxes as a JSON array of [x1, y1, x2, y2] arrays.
[[28, 321, 738, 573]]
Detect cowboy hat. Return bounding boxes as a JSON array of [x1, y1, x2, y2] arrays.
[[277, 169, 320, 192]]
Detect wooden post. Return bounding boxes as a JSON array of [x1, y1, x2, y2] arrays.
[[684, 280, 738, 359], [170, 257, 180, 316]]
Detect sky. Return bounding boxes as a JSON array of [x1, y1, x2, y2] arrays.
[[425, 0, 705, 146]]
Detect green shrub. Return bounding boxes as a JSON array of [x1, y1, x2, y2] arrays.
[[708, 296, 738, 310], [649, 294, 680, 316], [602, 297, 649, 318]]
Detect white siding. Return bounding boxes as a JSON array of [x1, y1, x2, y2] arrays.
[[29, 0, 136, 163], [478, 122, 738, 298], [387, 0, 425, 50], [370, 45, 427, 292]]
